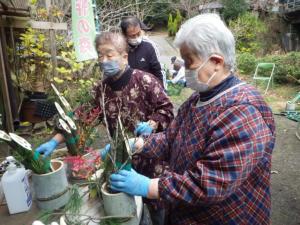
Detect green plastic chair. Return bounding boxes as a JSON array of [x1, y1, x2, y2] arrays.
[[253, 63, 275, 95]]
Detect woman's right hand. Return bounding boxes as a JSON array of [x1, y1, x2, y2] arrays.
[[34, 139, 58, 159]]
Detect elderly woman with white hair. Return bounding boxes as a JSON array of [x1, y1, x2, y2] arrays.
[[109, 14, 275, 225]]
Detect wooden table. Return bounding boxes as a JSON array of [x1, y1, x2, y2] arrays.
[[0, 185, 142, 225], [0, 185, 106, 225]]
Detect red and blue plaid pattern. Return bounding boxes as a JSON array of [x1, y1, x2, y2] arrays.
[[142, 83, 275, 225]]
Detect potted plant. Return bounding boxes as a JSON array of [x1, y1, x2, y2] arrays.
[[0, 130, 70, 210], [11, 4, 94, 123], [16, 27, 55, 123], [50, 83, 102, 180], [100, 117, 143, 225], [94, 82, 143, 224]]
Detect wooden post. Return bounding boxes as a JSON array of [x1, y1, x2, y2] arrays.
[[46, 0, 58, 81], [0, 18, 14, 133]]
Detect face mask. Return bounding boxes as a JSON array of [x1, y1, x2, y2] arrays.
[[100, 60, 120, 77], [128, 36, 143, 46], [185, 58, 217, 92]]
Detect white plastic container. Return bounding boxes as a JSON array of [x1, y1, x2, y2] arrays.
[[2, 163, 32, 214]]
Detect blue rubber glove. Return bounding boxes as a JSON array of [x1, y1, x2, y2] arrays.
[[100, 139, 139, 160], [110, 169, 151, 197], [99, 144, 111, 160], [34, 139, 58, 159], [134, 122, 153, 136]]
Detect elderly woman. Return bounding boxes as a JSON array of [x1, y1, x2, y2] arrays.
[[35, 32, 173, 170], [36, 31, 173, 225], [109, 14, 276, 225]]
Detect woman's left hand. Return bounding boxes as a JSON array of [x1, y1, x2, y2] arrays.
[[134, 121, 153, 136], [110, 169, 151, 197]]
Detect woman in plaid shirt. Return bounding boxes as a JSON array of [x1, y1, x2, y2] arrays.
[[110, 14, 275, 225]]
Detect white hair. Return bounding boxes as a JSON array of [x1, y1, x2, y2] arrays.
[[174, 13, 235, 71]]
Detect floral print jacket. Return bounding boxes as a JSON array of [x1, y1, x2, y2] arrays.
[[83, 67, 174, 134]]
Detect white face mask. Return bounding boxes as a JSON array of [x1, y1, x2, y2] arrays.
[[185, 58, 217, 92], [128, 36, 143, 46]]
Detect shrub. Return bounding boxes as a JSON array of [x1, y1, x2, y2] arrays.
[[229, 12, 267, 54], [175, 9, 182, 27], [167, 10, 182, 37], [221, 0, 248, 22], [237, 52, 300, 84], [236, 52, 257, 75], [167, 13, 174, 36]]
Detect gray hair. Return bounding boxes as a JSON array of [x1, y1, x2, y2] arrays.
[[174, 13, 235, 71], [95, 32, 128, 53]]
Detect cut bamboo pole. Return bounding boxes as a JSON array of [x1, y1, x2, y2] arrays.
[[0, 131, 50, 174], [9, 133, 32, 151], [54, 102, 67, 121], [65, 115, 79, 146], [57, 119, 77, 156], [51, 83, 72, 113], [0, 130, 13, 148]]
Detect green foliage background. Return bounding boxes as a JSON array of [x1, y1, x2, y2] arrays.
[[237, 52, 300, 84], [221, 0, 248, 22], [229, 12, 267, 54]]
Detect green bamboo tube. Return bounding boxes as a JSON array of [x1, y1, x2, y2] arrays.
[[59, 95, 72, 113], [54, 101, 67, 121], [8, 133, 50, 174], [65, 115, 80, 150], [57, 119, 78, 156], [65, 115, 78, 138], [0, 130, 13, 148], [8, 133, 32, 151], [51, 83, 72, 113], [0, 130, 50, 174], [116, 117, 131, 170], [51, 83, 61, 98]]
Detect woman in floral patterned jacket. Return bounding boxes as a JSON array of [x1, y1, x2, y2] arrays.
[[35, 31, 173, 157], [35, 31, 174, 224]]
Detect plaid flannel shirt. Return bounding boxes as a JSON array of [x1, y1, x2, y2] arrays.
[[142, 83, 275, 225]]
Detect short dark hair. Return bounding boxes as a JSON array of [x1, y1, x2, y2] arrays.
[[120, 16, 141, 35], [171, 56, 177, 64], [95, 32, 128, 53]]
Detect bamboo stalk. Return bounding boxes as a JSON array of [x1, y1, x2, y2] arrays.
[[59, 95, 72, 113], [57, 119, 78, 156], [51, 83, 72, 113], [8, 132, 32, 151], [65, 115, 80, 151], [7, 132, 50, 174], [116, 117, 131, 171], [0, 130, 14, 149], [65, 115, 78, 137], [55, 101, 67, 121]]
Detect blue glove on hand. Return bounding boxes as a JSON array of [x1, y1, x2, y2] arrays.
[[134, 122, 153, 136], [100, 139, 139, 160], [110, 169, 151, 197], [100, 144, 111, 160], [34, 139, 58, 159]]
